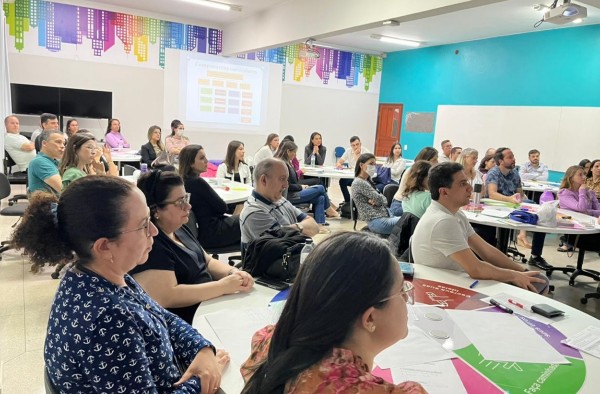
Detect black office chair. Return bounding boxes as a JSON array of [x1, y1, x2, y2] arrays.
[[3, 151, 29, 205], [382, 184, 399, 208], [184, 210, 242, 266], [0, 173, 29, 260]]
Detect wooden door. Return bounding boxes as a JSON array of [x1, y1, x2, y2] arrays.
[[375, 104, 403, 157]]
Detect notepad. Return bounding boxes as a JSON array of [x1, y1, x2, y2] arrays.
[[480, 208, 510, 218]]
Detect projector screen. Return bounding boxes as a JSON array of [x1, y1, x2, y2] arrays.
[[170, 51, 281, 134]]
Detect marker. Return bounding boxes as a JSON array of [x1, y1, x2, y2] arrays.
[[508, 299, 525, 309], [490, 299, 513, 314], [469, 280, 479, 289]]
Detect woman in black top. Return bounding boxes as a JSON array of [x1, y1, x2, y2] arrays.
[[303, 132, 327, 165], [140, 125, 164, 166], [179, 144, 243, 248], [132, 170, 254, 324]]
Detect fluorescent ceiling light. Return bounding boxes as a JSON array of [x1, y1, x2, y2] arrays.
[[370, 34, 421, 48], [182, 0, 241, 12]]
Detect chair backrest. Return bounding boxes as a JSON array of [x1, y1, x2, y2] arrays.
[[334, 146, 345, 160], [35, 134, 42, 153], [408, 236, 414, 264], [350, 199, 359, 230], [184, 209, 199, 239], [0, 172, 13, 200], [382, 184, 399, 207], [122, 164, 137, 176]]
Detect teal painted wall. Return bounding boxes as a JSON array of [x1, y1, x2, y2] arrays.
[[380, 24, 600, 183]]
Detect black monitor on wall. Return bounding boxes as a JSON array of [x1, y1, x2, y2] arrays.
[[10, 84, 60, 115], [9, 84, 112, 119], [60, 88, 112, 119]]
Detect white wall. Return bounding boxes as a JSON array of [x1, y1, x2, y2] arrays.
[[8, 52, 380, 162], [9, 53, 164, 149]]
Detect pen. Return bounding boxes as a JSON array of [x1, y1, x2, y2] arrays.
[[490, 299, 513, 314], [469, 280, 479, 289], [508, 299, 525, 309]]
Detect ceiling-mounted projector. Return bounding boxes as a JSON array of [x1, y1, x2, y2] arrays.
[[543, 2, 587, 24]]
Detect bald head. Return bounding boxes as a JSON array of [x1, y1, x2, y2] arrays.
[[254, 158, 289, 202], [4, 115, 19, 134]]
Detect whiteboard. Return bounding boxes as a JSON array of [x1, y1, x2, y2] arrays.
[[435, 105, 600, 172]]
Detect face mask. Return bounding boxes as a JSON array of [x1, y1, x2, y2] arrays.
[[366, 165, 376, 177], [176, 130, 184, 137]]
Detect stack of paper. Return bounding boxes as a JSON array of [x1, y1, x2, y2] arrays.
[[561, 326, 600, 358]]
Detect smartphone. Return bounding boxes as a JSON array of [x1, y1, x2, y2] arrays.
[[256, 277, 290, 291], [399, 262, 414, 278], [531, 303, 564, 318]]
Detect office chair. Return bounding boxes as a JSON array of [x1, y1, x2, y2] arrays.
[[184, 210, 242, 266], [3, 151, 28, 205], [122, 164, 137, 176], [334, 146, 345, 161], [382, 184, 399, 208], [0, 173, 29, 260]]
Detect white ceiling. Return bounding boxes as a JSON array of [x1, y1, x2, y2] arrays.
[[95, 0, 600, 54]]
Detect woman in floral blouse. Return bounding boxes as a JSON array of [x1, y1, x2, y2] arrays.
[[241, 231, 427, 394]]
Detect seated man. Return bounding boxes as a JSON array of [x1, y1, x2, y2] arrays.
[[486, 147, 552, 270], [31, 113, 60, 152], [4, 115, 35, 172], [412, 162, 549, 294], [240, 158, 319, 245], [519, 149, 548, 182], [438, 139, 452, 163], [335, 136, 370, 203], [28, 130, 65, 195]]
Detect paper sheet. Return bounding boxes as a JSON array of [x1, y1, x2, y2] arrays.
[[447, 310, 569, 364], [390, 360, 467, 394], [562, 325, 600, 358], [205, 306, 280, 365], [375, 325, 455, 369]]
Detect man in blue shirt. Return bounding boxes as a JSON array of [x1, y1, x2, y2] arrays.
[[486, 147, 552, 270], [28, 130, 65, 195]]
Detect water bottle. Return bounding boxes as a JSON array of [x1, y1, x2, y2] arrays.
[[539, 189, 555, 205], [473, 183, 482, 205], [118, 142, 123, 151], [140, 163, 148, 173], [310, 154, 316, 167], [300, 238, 314, 265]]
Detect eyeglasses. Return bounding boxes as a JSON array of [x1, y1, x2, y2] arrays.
[[162, 193, 191, 210], [119, 216, 152, 237], [377, 281, 415, 305]]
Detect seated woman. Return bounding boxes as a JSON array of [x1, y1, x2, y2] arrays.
[[216, 140, 252, 184], [141, 125, 166, 167], [557, 165, 600, 252], [104, 118, 130, 149], [133, 170, 254, 324], [352, 153, 400, 235], [165, 119, 190, 156], [11, 176, 229, 392], [241, 231, 425, 394], [60, 133, 117, 188], [478, 153, 496, 175], [65, 118, 78, 138], [579, 159, 591, 175], [253, 133, 279, 165], [274, 141, 338, 226], [303, 131, 327, 166], [384, 143, 406, 184], [586, 159, 600, 199], [390, 146, 439, 217], [458, 148, 483, 189], [180, 144, 243, 248], [401, 160, 432, 219]]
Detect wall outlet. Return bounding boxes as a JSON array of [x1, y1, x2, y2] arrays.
[[404, 145, 408, 150]]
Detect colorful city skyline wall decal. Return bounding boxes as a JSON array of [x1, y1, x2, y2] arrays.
[[2, 0, 222, 68], [238, 44, 382, 92]]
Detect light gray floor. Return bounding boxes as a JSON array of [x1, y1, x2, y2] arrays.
[[0, 184, 598, 393]]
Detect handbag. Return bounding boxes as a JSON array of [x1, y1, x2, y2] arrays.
[[375, 165, 392, 185], [509, 209, 539, 225]]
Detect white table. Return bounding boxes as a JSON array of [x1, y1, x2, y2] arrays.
[[192, 265, 600, 394], [464, 204, 600, 285], [121, 176, 252, 204], [522, 181, 560, 194], [110, 149, 141, 169], [300, 165, 355, 179]]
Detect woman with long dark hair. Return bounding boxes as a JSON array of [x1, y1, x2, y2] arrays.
[[384, 142, 406, 183], [165, 119, 190, 155], [585, 159, 600, 199], [254, 133, 280, 165], [303, 132, 327, 166], [216, 140, 252, 184], [352, 153, 400, 235], [241, 231, 424, 394], [401, 160, 432, 218], [104, 118, 130, 149]]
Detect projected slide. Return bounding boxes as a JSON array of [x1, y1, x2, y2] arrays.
[[185, 58, 263, 126]]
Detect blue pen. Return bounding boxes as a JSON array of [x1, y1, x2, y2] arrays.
[[469, 280, 479, 289]]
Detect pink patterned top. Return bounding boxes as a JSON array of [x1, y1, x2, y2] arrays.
[[241, 325, 428, 394]]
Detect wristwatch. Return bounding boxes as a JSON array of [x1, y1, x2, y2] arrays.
[[295, 222, 304, 232]]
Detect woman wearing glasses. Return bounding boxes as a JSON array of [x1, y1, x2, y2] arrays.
[[241, 232, 425, 394], [11, 176, 229, 393], [59, 133, 117, 189], [133, 170, 254, 324]]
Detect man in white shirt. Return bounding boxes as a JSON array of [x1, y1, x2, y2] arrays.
[[335, 136, 370, 202], [519, 149, 548, 181], [412, 162, 548, 293], [4, 115, 36, 172], [438, 139, 452, 162]]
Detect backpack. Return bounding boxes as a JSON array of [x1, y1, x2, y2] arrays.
[[375, 165, 392, 186], [243, 227, 308, 281], [338, 201, 352, 219]]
